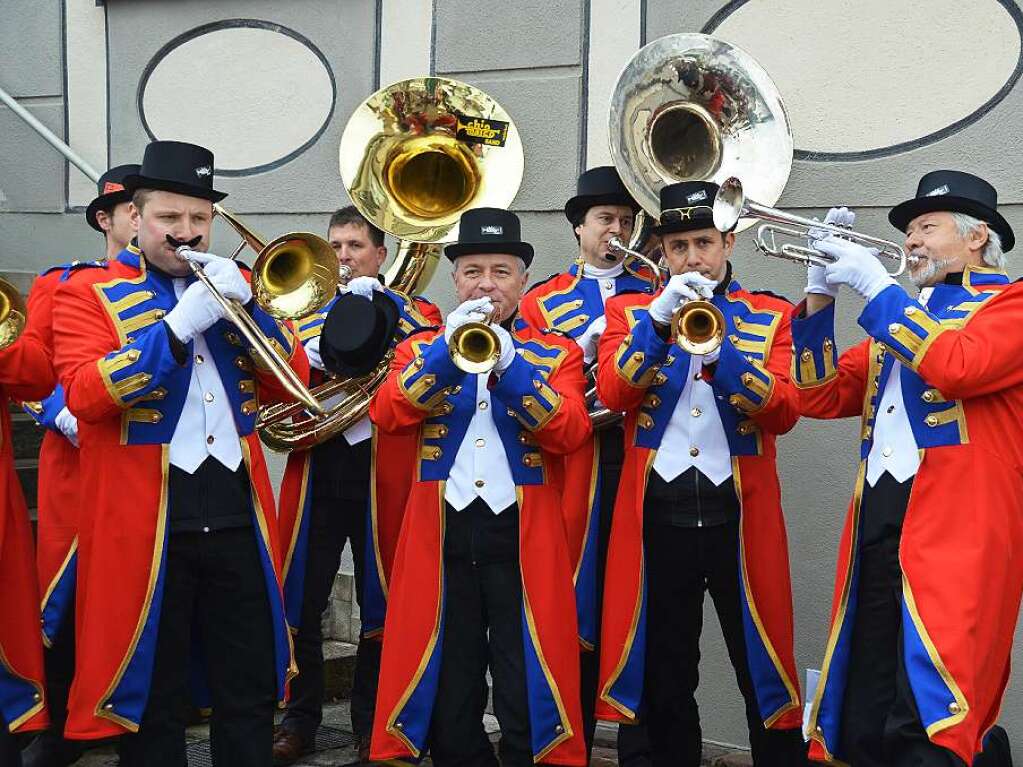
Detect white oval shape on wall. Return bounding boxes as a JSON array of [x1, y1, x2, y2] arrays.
[[139, 20, 335, 175], [707, 0, 1023, 159]]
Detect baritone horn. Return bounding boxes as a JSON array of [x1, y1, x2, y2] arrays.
[[0, 278, 27, 349], [256, 77, 524, 450], [712, 177, 914, 276]]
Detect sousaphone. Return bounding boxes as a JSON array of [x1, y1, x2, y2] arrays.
[[257, 77, 524, 450]]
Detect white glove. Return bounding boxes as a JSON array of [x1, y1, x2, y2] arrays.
[[444, 297, 494, 343], [648, 272, 717, 325], [186, 251, 252, 304], [304, 335, 324, 371], [576, 315, 607, 364], [816, 236, 896, 301], [164, 281, 230, 343], [808, 207, 856, 243], [492, 324, 517, 373], [806, 208, 853, 299], [347, 276, 382, 300], [54, 406, 78, 447]]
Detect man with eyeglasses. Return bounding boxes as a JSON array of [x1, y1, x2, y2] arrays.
[[594, 180, 806, 766]]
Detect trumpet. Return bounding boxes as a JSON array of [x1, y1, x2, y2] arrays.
[[714, 177, 916, 277], [449, 309, 501, 374], [607, 237, 725, 356]]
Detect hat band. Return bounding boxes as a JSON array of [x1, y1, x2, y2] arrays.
[[102, 181, 126, 194], [659, 205, 713, 225]]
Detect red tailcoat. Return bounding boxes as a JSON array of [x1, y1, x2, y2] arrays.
[[368, 324, 592, 765], [518, 260, 657, 648], [23, 262, 109, 647], [594, 279, 803, 731], [277, 290, 441, 640], [795, 268, 1023, 764], [52, 246, 308, 739], [0, 308, 57, 732]]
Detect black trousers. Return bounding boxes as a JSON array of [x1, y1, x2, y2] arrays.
[[1, 718, 21, 767], [279, 437, 380, 740], [579, 427, 651, 765], [839, 473, 966, 767], [118, 527, 277, 767], [428, 499, 530, 767], [642, 514, 806, 767]]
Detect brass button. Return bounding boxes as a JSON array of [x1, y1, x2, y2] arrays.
[[741, 373, 754, 385], [195, 354, 204, 364], [127, 349, 141, 362], [877, 342, 887, 351], [555, 723, 564, 734], [207, 435, 215, 445], [396, 721, 404, 730], [604, 280, 613, 290], [824, 338, 834, 351], [925, 415, 938, 427], [451, 384, 462, 394], [475, 438, 485, 448], [413, 357, 424, 369], [882, 446, 893, 457], [889, 323, 902, 335], [729, 334, 739, 343], [474, 479, 485, 488], [691, 407, 702, 418], [801, 349, 812, 362], [904, 305, 917, 316], [203, 392, 214, 403], [533, 380, 543, 390], [104, 703, 114, 711], [478, 401, 488, 410], [689, 447, 699, 457], [922, 391, 934, 402], [948, 702, 961, 714], [202, 526, 210, 533], [33, 692, 41, 702]]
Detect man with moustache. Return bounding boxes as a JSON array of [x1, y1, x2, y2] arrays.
[[799, 172, 1023, 766], [20, 163, 139, 767], [595, 181, 806, 766], [518, 166, 653, 762], [52, 141, 306, 766], [274, 206, 440, 765], [369, 208, 591, 767]]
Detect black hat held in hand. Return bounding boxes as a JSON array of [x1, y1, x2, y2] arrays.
[[319, 289, 399, 378]]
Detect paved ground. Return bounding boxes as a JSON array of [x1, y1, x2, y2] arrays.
[[67, 698, 753, 766]]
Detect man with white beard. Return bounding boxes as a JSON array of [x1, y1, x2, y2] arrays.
[[796, 171, 1023, 767]]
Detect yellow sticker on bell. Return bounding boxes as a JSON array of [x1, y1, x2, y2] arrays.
[[456, 115, 509, 147]]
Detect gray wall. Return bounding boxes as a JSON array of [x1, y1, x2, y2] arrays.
[[1, 0, 1021, 755]]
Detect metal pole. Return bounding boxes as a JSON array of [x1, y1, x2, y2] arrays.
[[0, 82, 101, 183]]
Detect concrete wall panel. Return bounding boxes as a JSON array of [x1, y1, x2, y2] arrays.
[[434, 0, 584, 72]]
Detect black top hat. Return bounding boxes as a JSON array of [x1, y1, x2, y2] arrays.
[[86, 164, 141, 232], [564, 166, 639, 225], [889, 170, 1014, 252], [652, 181, 722, 235], [123, 141, 227, 203], [319, 289, 400, 377], [444, 208, 534, 266]]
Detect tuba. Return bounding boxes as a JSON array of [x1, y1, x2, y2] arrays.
[[256, 77, 524, 451], [0, 278, 27, 350], [586, 33, 793, 426]]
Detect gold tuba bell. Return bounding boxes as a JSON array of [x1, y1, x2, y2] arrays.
[[0, 278, 27, 350], [256, 77, 524, 451]]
